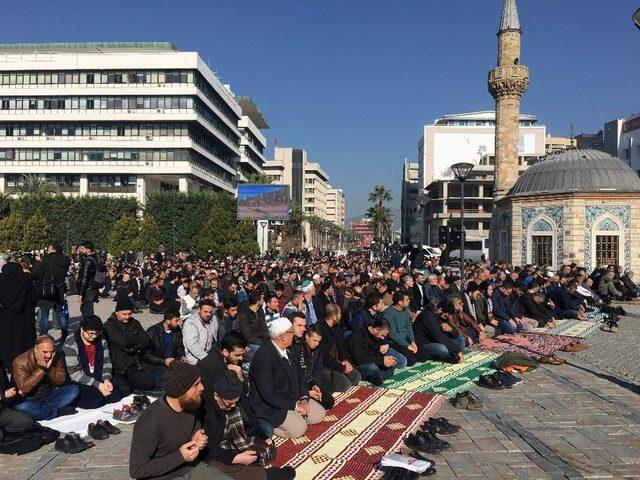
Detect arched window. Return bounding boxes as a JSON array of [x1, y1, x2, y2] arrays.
[[527, 216, 556, 268], [592, 216, 622, 268]]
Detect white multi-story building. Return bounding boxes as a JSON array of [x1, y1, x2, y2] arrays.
[[0, 42, 268, 203], [400, 161, 419, 244], [605, 115, 640, 171], [410, 110, 546, 243], [326, 187, 345, 227]]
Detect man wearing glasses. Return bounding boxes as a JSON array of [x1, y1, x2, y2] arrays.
[[63, 315, 122, 408]]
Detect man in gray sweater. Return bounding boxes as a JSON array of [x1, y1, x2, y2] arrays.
[[129, 362, 231, 480]]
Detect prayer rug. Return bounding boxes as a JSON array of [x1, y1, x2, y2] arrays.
[[271, 385, 444, 480], [379, 350, 498, 397], [470, 332, 577, 360], [532, 319, 602, 338]]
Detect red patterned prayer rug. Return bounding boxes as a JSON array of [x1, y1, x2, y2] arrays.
[[469, 332, 578, 359], [271, 386, 445, 480]]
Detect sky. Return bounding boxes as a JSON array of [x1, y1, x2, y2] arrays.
[[1, 0, 638, 218]]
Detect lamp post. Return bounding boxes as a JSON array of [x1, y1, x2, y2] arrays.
[[451, 162, 475, 268]]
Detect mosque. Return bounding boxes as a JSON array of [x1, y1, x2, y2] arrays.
[[488, 0, 640, 272]]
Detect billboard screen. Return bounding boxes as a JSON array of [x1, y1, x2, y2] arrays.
[[237, 184, 290, 221]]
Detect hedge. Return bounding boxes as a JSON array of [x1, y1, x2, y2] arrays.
[[0, 191, 258, 256]]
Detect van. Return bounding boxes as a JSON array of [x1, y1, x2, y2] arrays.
[[448, 237, 489, 262]]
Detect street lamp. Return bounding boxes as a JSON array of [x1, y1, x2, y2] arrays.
[[451, 162, 474, 268]]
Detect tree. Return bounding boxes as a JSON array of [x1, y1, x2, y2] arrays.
[[22, 209, 53, 251], [368, 185, 393, 207], [229, 221, 260, 256], [246, 173, 273, 184], [133, 215, 161, 256], [16, 174, 60, 196], [107, 214, 139, 254], [0, 213, 24, 252], [196, 202, 236, 258]]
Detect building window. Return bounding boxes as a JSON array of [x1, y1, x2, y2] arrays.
[[531, 236, 553, 267], [595, 235, 619, 267]]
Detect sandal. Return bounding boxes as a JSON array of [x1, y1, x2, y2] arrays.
[[451, 392, 469, 410]]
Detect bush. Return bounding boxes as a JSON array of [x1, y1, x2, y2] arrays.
[[0, 213, 24, 252], [107, 214, 139, 255], [22, 209, 53, 251], [133, 214, 161, 256]]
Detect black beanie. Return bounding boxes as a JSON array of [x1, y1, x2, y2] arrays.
[[214, 370, 244, 400], [115, 298, 135, 312], [164, 362, 200, 398]]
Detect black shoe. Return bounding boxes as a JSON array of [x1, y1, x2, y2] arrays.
[[266, 466, 296, 480], [98, 420, 121, 435], [55, 434, 87, 454], [494, 371, 522, 387], [420, 417, 460, 436], [416, 430, 450, 450], [408, 451, 437, 476], [57, 405, 78, 417], [134, 389, 163, 399], [405, 433, 445, 454], [88, 423, 109, 440], [133, 394, 151, 408], [477, 374, 507, 390]]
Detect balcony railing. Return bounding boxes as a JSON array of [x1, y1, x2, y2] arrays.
[[88, 185, 136, 193]]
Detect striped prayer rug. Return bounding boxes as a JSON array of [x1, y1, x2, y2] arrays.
[[379, 350, 499, 397], [271, 385, 444, 480], [532, 319, 602, 338], [470, 332, 578, 359]]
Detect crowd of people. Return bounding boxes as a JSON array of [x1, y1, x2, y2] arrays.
[[0, 240, 636, 479]]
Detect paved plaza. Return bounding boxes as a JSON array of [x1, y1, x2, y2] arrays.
[[2, 298, 640, 480]]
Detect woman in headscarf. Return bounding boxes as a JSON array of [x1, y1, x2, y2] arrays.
[[0, 262, 37, 371]]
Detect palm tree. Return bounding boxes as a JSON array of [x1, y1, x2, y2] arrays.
[[16, 174, 60, 195], [368, 185, 393, 207]]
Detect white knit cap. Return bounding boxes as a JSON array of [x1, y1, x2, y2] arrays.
[[268, 317, 292, 337], [300, 279, 314, 292]]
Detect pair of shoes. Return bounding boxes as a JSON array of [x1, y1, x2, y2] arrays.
[[477, 373, 508, 390], [134, 389, 163, 399], [404, 431, 449, 454], [382, 467, 420, 480], [88, 420, 121, 440], [538, 354, 565, 365], [113, 405, 140, 424], [494, 370, 523, 387], [601, 323, 619, 332], [133, 394, 152, 408], [419, 417, 460, 436], [451, 391, 483, 411], [409, 450, 437, 476], [54, 433, 94, 454], [561, 341, 590, 352]]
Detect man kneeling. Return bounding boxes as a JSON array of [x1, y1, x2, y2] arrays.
[[249, 318, 325, 438], [63, 315, 122, 409], [12, 335, 79, 421], [204, 370, 295, 480]]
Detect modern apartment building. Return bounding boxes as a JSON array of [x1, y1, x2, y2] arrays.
[[325, 187, 345, 227], [604, 115, 640, 171], [263, 147, 306, 205], [545, 135, 574, 154], [0, 42, 267, 203], [410, 110, 546, 242], [400, 161, 419, 244]]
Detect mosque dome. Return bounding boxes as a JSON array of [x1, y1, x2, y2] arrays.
[[507, 149, 640, 198]]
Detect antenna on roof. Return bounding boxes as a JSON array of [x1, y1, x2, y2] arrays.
[[569, 123, 575, 148]]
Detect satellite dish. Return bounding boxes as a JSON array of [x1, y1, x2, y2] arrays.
[[635, 8, 640, 30]]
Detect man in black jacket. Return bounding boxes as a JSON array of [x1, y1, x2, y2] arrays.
[[103, 299, 156, 396], [348, 317, 397, 386], [143, 308, 186, 388], [32, 244, 71, 343], [317, 304, 360, 392], [413, 309, 466, 363], [203, 370, 295, 480], [248, 317, 325, 439], [77, 241, 98, 318], [197, 331, 247, 405]]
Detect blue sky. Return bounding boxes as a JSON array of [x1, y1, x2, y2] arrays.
[[2, 0, 638, 217]]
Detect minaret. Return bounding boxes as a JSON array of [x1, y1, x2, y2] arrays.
[[488, 0, 529, 199]]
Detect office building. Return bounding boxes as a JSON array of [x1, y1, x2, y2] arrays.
[[605, 115, 640, 171], [545, 135, 574, 154], [326, 187, 345, 227], [0, 42, 269, 204], [400, 161, 419, 243], [575, 131, 604, 151]]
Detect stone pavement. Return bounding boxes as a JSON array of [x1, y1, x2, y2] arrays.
[[1, 298, 640, 479]]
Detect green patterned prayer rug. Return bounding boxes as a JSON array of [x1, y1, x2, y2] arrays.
[[531, 318, 602, 338], [379, 350, 499, 397]]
